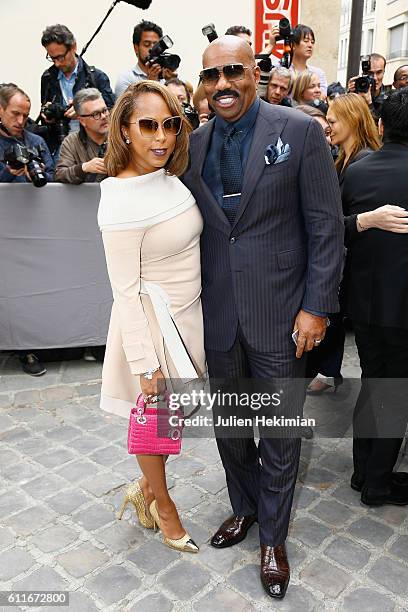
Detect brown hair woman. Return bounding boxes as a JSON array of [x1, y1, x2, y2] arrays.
[[98, 81, 205, 552], [327, 93, 380, 185]]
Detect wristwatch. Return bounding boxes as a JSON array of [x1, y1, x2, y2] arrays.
[[143, 367, 159, 380]]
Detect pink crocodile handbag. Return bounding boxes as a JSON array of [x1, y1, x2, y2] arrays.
[[127, 393, 183, 455]]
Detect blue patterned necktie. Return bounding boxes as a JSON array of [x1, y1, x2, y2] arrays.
[[220, 124, 242, 224]]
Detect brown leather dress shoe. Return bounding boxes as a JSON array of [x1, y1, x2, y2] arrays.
[[210, 515, 257, 548], [260, 543, 290, 599]]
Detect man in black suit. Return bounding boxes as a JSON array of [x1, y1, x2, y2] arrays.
[[183, 36, 344, 599], [342, 87, 408, 507]]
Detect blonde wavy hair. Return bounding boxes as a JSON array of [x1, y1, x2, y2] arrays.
[[105, 81, 191, 177], [329, 93, 380, 171]]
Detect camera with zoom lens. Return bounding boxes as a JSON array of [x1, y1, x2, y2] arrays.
[[255, 17, 295, 74], [182, 103, 199, 130], [255, 54, 273, 74], [276, 18, 294, 69], [146, 35, 181, 72], [355, 58, 375, 94], [276, 18, 294, 43], [40, 102, 70, 145], [3, 142, 47, 188], [41, 102, 66, 121]]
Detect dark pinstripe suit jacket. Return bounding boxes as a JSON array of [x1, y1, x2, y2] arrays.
[[183, 99, 344, 353]]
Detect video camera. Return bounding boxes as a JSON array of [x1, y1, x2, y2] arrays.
[[3, 142, 47, 188], [146, 36, 181, 72], [355, 58, 375, 94]]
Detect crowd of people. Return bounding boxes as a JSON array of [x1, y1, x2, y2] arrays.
[[1, 15, 408, 601], [1, 19, 407, 376]]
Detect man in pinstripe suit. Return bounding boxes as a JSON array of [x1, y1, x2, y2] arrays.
[[183, 36, 344, 599]]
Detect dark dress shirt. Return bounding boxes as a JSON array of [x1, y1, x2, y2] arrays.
[[203, 98, 260, 208]]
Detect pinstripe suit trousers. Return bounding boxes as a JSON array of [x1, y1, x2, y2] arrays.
[[206, 325, 306, 546]]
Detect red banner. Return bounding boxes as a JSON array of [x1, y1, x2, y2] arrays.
[[255, 0, 300, 57]]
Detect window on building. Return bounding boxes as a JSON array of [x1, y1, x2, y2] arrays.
[[388, 23, 405, 60], [367, 29, 374, 55], [339, 38, 348, 69], [341, 0, 350, 27]]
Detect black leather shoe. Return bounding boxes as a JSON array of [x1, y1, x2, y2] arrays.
[[391, 472, 408, 486], [260, 543, 290, 599], [210, 515, 257, 548], [361, 482, 408, 506], [352, 471, 408, 493], [19, 353, 46, 377]]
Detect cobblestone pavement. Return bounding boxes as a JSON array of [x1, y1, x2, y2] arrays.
[[0, 336, 407, 612]]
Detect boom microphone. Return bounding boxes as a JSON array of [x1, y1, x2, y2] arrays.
[[120, 0, 152, 8]]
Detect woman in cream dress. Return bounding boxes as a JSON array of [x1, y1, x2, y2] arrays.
[[98, 82, 205, 552]]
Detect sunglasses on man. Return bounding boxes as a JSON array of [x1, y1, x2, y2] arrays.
[[199, 63, 253, 85]]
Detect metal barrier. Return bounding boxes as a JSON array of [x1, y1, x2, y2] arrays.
[[0, 184, 112, 349]]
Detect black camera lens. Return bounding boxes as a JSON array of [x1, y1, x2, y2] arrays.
[[162, 54, 181, 71], [279, 18, 291, 38], [27, 159, 47, 188], [355, 76, 371, 94], [257, 57, 272, 73]]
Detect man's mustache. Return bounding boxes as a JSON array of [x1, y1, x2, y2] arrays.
[[212, 90, 239, 102]]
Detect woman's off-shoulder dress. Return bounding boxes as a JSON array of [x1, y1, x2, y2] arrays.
[[98, 169, 205, 418]]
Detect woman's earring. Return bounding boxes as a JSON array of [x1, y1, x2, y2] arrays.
[[124, 134, 131, 145]]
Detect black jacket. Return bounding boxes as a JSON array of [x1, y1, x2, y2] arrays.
[[40, 56, 115, 109], [342, 143, 408, 328]]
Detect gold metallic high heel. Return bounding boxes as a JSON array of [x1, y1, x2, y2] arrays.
[[149, 500, 199, 553], [117, 482, 154, 529]]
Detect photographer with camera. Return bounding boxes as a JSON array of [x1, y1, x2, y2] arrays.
[[267, 23, 328, 97], [0, 84, 54, 185], [40, 24, 115, 156], [347, 53, 387, 118], [115, 20, 178, 97], [55, 89, 109, 184]]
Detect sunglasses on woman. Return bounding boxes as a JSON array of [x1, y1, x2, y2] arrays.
[[199, 63, 252, 85], [128, 116, 183, 139]]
